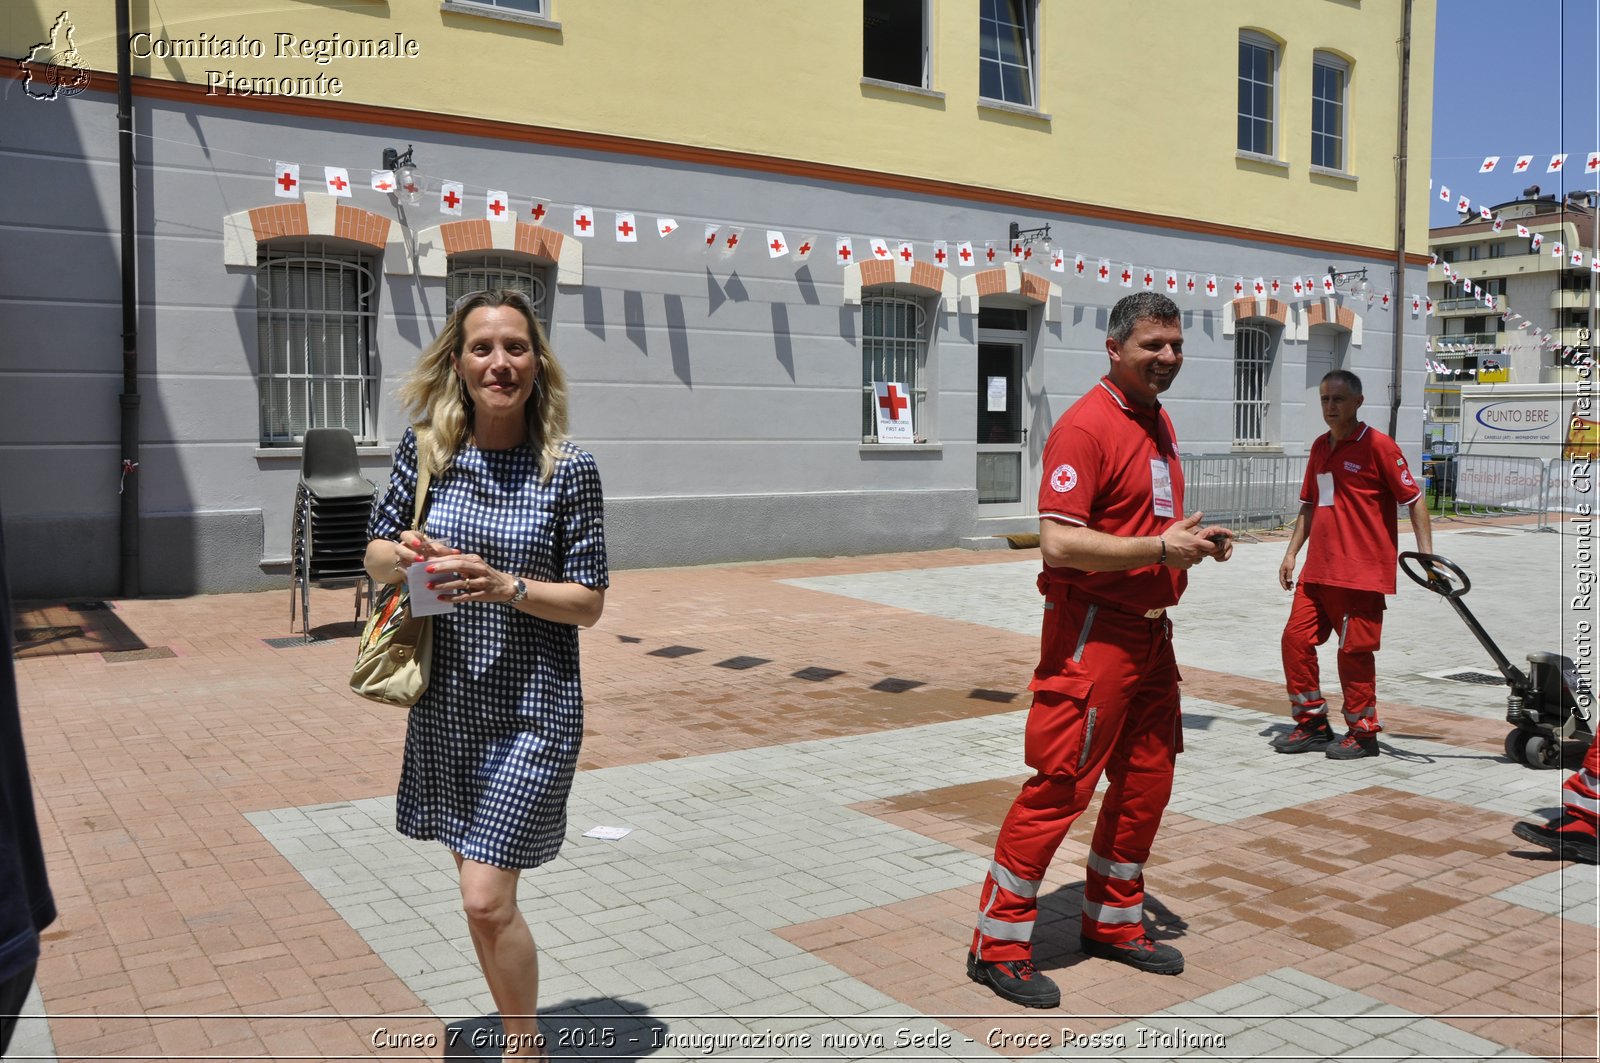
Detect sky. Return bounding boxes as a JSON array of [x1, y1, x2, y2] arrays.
[[1429, 0, 1600, 230]]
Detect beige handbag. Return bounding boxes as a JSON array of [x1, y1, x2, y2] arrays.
[[350, 463, 434, 706]]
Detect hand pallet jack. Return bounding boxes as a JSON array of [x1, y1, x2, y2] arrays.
[[1400, 551, 1594, 770]]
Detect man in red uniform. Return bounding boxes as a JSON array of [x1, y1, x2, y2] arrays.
[[1273, 370, 1434, 759], [1512, 741, 1600, 864], [967, 292, 1234, 1009]]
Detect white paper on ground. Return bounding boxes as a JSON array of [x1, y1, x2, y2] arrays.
[[582, 825, 633, 841]]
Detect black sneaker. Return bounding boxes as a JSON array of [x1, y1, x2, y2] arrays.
[[1271, 720, 1333, 753], [1513, 819, 1600, 864], [1080, 934, 1184, 975], [966, 952, 1060, 1008], [1325, 733, 1379, 760]]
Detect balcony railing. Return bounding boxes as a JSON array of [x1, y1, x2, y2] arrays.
[[1434, 331, 1502, 350], [1436, 294, 1506, 315], [1551, 289, 1593, 311]]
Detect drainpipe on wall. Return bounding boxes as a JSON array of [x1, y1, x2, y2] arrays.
[[117, 0, 140, 597], [1389, 0, 1413, 440]]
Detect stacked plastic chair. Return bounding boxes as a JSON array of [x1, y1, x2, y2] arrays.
[[291, 428, 376, 639]]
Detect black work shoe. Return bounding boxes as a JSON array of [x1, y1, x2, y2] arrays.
[[1080, 934, 1184, 975], [1513, 820, 1600, 864], [1271, 720, 1333, 753], [966, 952, 1061, 1008], [1325, 732, 1379, 759]]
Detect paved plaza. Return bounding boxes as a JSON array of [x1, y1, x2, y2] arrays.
[[7, 515, 1599, 1061]]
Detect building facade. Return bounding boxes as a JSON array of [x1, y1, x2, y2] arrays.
[[2, 0, 1437, 597]]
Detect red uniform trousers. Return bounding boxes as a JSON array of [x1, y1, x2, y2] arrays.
[[1281, 581, 1385, 735], [1561, 740, 1600, 836], [973, 589, 1181, 963]]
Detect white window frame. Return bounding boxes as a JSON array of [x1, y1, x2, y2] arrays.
[[1233, 322, 1275, 448], [861, 289, 932, 444], [863, 0, 932, 90], [445, 253, 554, 331], [440, 0, 559, 31], [1311, 51, 1349, 173], [978, 0, 1037, 109], [1238, 31, 1279, 159], [257, 242, 377, 447]]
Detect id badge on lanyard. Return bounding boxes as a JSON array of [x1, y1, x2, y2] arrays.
[[1151, 457, 1174, 518]]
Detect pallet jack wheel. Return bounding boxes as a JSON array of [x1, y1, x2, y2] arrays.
[[1521, 734, 1561, 770], [1504, 729, 1530, 762]]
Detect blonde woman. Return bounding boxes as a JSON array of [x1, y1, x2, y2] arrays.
[[364, 289, 607, 1057]]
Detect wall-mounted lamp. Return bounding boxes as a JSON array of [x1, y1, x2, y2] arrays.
[[382, 145, 420, 206], [1009, 220, 1052, 250], [1327, 265, 1370, 298]]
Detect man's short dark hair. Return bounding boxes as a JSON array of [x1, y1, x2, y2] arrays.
[[1321, 369, 1363, 395], [1108, 292, 1181, 344]]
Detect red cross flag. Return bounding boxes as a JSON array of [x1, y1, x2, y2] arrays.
[[1492, 217, 1505, 232], [897, 241, 915, 264], [1573, 248, 1586, 267], [1438, 184, 1450, 202], [1165, 271, 1178, 292], [274, 161, 300, 199], [615, 212, 638, 242], [1514, 154, 1534, 172], [835, 236, 853, 263], [704, 224, 720, 251], [1269, 277, 1281, 296], [870, 238, 892, 261], [1548, 153, 1568, 173], [529, 201, 548, 223], [1185, 274, 1196, 295], [440, 180, 465, 216], [1119, 264, 1134, 288], [1010, 241, 1025, 262], [719, 227, 744, 259], [1252, 277, 1266, 296], [1588, 151, 1600, 172], [933, 240, 949, 266], [371, 169, 395, 193], [1516, 224, 1530, 238], [794, 235, 817, 263], [1074, 253, 1086, 277], [1232, 277, 1245, 297], [958, 241, 975, 266], [1322, 274, 1336, 294], [323, 166, 352, 198], [657, 218, 679, 237], [1479, 156, 1500, 173], [766, 231, 789, 258], [1479, 205, 1492, 221], [1411, 295, 1421, 317], [1141, 269, 1155, 290], [1096, 259, 1110, 283], [1291, 277, 1305, 298], [871, 381, 914, 442], [1532, 232, 1544, 251], [1381, 290, 1391, 309], [1205, 275, 1218, 297], [487, 191, 510, 221], [571, 204, 594, 236], [1591, 257, 1600, 274], [1456, 195, 1470, 213], [1051, 250, 1066, 273], [985, 242, 998, 264], [1552, 241, 1564, 258]]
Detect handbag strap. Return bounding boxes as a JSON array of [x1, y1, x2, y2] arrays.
[[411, 457, 433, 533]]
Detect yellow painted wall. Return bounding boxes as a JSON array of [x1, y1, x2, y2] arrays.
[[7, 0, 1434, 252]]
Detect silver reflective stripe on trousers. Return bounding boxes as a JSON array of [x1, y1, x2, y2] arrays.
[[1072, 604, 1098, 663], [987, 860, 1041, 899], [1076, 706, 1098, 770], [976, 914, 1035, 941], [1578, 768, 1600, 793], [1347, 705, 1377, 720], [1081, 899, 1143, 925], [1339, 615, 1349, 647], [1289, 690, 1323, 705], [1086, 851, 1144, 881], [1569, 791, 1600, 815]]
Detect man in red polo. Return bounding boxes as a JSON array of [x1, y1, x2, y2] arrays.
[[967, 292, 1234, 1009], [1273, 370, 1433, 759]]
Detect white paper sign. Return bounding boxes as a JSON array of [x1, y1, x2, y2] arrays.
[[987, 376, 1007, 413], [872, 381, 915, 442], [405, 559, 458, 617], [1317, 472, 1335, 507], [582, 825, 633, 841]]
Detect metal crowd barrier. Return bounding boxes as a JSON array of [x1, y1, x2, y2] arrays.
[[1181, 453, 1308, 531], [1451, 453, 1591, 529]]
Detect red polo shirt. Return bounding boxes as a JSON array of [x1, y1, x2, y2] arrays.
[[1038, 377, 1187, 610], [1298, 423, 1422, 595]]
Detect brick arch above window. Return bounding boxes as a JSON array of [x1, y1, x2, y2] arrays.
[[1223, 295, 1291, 338], [415, 218, 583, 285], [222, 192, 408, 273], [956, 264, 1060, 321], [1305, 300, 1363, 346], [842, 258, 955, 311]]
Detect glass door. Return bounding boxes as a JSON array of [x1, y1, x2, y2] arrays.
[[977, 340, 1027, 513]]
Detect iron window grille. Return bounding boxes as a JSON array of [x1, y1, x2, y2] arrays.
[[1233, 322, 1274, 446], [446, 254, 553, 329]]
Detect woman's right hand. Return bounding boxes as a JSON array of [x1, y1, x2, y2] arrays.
[[396, 531, 456, 568]]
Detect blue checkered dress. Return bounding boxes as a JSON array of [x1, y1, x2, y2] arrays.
[[369, 428, 609, 869]]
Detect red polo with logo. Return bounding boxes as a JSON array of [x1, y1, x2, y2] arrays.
[[1038, 378, 1187, 610], [1297, 423, 1422, 595]]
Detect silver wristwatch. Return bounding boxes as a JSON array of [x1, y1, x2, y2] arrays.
[[508, 578, 528, 605]]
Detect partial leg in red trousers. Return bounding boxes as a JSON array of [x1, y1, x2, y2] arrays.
[[1274, 583, 1334, 752], [1514, 739, 1600, 863]]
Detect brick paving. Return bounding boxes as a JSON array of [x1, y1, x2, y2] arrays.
[[7, 521, 1598, 1061]]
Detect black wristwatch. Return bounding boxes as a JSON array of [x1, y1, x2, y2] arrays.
[[508, 578, 528, 605]]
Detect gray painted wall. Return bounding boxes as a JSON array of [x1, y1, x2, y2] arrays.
[[0, 89, 1430, 598]]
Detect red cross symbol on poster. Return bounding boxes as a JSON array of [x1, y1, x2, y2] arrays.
[[878, 385, 908, 419]]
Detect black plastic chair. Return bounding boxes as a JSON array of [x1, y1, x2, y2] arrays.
[[291, 428, 376, 638]]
